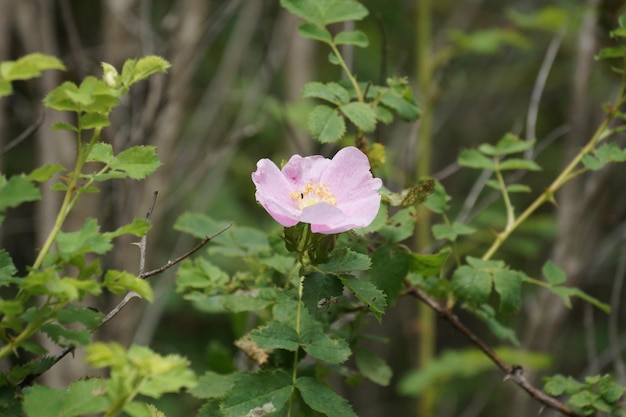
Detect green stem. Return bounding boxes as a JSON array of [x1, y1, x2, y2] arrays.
[[494, 160, 515, 230], [287, 275, 305, 417], [481, 95, 619, 261], [329, 43, 364, 102], [415, 0, 435, 415], [0, 299, 60, 359]]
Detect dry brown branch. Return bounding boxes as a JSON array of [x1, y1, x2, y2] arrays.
[[405, 283, 585, 417]]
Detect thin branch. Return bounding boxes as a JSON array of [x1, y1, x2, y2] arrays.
[[405, 283, 585, 417], [2, 110, 44, 155]]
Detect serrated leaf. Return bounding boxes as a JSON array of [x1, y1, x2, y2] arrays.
[[316, 249, 370, 274], [379, 91, 420, 121], [452, 265, 492, 305], [302, 81, 350, 105], [191, 371, 237, 399], [23, 379, 108, 417], [0, 174, 41, 211], [1, 53, 65, 81], [340, 274, 386, 319], [340, 101, 377, 132], [596, 45, 626, 60], [302, 272, 344, 315], [309, 104, 346, 143], [27, 163, 66, 182], [469, 304, 520, 345], [104, 218, 151, 239], [56, 305, 104, 329], [355, 347, 392, 386], [51, 122, 78, 132], [110, 145, 160, 179], [248, 321, 299, 352], [334, 30, 369, 47], [297, 377, 357, 417], [56, 218, 112, 258], [458, 149, 495, 170], [104, 270, 154, 302], [0, 249, 18, 287], [542, 260, 566, 284], [493, 269, 523, 312], [298, 22, 332, 43], [127, 56, 170, 85], [41, 323, 91, 347], [486, 179, 531, 193], [369, 244, 410, 305], [379, 206, 417, 242], [79, 112, 109, 130], [408, 248, 451, 277], [86, 142, 114, 164], [281, 0, 368, 27], [432, 222, 476, 241], [479, 133, 534, 156], [498, 158, 541, 171], [221, 371, 291, 417]]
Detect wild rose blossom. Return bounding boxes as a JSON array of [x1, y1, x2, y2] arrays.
[[252, 146, 382, 234]]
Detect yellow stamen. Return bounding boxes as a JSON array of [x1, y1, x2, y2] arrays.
[[290, 181, 336, 209]]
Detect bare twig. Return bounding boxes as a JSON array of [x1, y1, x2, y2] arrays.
[[405, 283, 585, 417], [2, 110, 44, 155]]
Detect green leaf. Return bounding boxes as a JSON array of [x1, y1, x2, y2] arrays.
[[479, 133, 534, 156], [379, 206, 417, 242], [408, 248, 451, 277], [23, 379, 109, 417], [104, 270, 154, 302], [355, 347, 392, 386], [104, 218, 151, 239], [595, 45, 626, 60], [432, 222, 476, 241], [302, 272, 344, 315], [221, 371, 292, 417], [297, 377, 357, 417], [486, 179, 531, 193], [191, 371, 237, 399], [110, 145, 161, 179], [542, 260, 566, 284], [174, 212, 232, 240], [0, 174, 41, 211], [298, 22, 333, 43], [316, 249, 371, 274], [0, 53, 65, 81], [248, 321, 300, 351], [0, 249, 18, 287], [128, 345, 196, 398], [302, 81, 350, 105], [87, 142, 115, 164], [469, 304, 520, 345], [280, 0, 368, 27], [51, 122, 78, 132], [493, 269, 523, 312], [27, 163, 66, 182], [452, 265, 492, 305], [458, 149, 495, 170], [79, 112, 110, 130], [126, 56, 170, 85], [41, 323, 91, 347], [423, 181, 450, 214], [56, 305, 104, 329], [176, 258, 229, 292], [498, 158, 541, 171], [369, 244, 410, 305], [334, 30, 369, 47], [56, 218, 112, 258], [379, 90, 420, 121], [0, 79, 11, 97], [300, 314, 351, 363], [309, 104, 346, 143], [507, 6, 570, 33], [449, 28, 530, 54], [340, 101, 377, 132], [340, 274, 387, 319]]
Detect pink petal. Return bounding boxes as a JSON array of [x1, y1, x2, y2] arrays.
[[252, 159, 300, 226]]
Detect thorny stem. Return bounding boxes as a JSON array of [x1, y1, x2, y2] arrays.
[[482, 82, 625, 261], [406, 284, 585, 417], [288, 274, 305, 417]]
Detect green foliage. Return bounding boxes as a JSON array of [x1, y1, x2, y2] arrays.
[[0, 53, 65, 97], [543, 374, 626, 416]]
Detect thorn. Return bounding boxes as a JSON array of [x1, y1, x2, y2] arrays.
[[131, 242, 141, 247]]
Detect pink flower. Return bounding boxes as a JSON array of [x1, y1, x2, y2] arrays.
[[252, 147, 382, 234]]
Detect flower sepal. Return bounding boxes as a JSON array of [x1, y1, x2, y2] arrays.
[[284, 223, 337, 265]]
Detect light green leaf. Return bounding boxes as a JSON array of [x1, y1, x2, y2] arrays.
[[86, 143, 115, 164], [51, 122, 78, 132], [79, 112, 110, 130], [379, 90, 420, 121], [507, 6, 569, 33], [479, 133, 533, 156], [0, 79, 11, 97], [298, 22, 332, 43], [0, 174, 41, 211], [432, 222, 476, 241], [309, 104, 346, 143], [0, 249, 18, 287], [302, 81, 350, 105], [191, 371, 238, 399], [297, 377, 357, 417], [23, 379, 108, 417], [334, 30, 369, 47], [221, 371, 292, 417], [104, 270, 154, 301], [542, 260, 566, 285], [174, 212, 232, 240], [110, 145, 161, 179], [27, 163, 66, 182], [41, 323, 91, 347], [451, 265, 492, 305], [56, 218, 112, 258], [498, 158, 541, 171], [449, 28, 530, 54], [56, 305, 104, 329], [104, 218, 151, 239], [340, 101, 377, 132], [595, 45, 626, 60], [280, 0, 368, 27], [458, 149, 495, 170], [1, 53, 65, 81], [340, 274, 386, 319], [129, 56, 170, 85], [355, 347, 392, 386], [486, 179, 531, 193]]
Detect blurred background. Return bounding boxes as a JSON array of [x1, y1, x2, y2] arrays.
[[1, 0, 626, 416]]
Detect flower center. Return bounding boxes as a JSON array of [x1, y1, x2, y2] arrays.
[[290, 181, 336, 210]]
